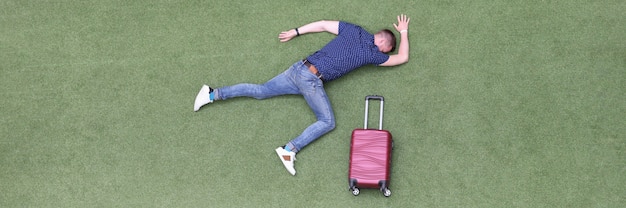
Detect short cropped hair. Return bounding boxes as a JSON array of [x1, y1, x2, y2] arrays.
[[378, 29, 397, 53]]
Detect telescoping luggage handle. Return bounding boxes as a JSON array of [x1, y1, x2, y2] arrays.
[[364, 95, 384, 130]]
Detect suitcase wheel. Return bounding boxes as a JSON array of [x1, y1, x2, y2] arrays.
[[350, 187, 391, 197], [351, 187, 360, 196], [382, 187, 391, 197]]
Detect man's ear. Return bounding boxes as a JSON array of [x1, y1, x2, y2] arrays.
[[380, 39, 391, 52], [376, 37, 387, 46]]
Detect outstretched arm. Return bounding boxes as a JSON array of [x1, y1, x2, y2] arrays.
[[380, 14, 411, 66], [278, 20, 339, 42]]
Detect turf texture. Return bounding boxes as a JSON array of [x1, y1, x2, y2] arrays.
[[1, 0, 625, 207]]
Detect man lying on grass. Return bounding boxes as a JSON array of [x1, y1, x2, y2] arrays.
[[194, 14, 410, 176]]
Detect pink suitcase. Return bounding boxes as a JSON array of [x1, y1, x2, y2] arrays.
[[348, 95, 393, 197]]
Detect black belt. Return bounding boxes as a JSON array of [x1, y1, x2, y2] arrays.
[[303, 59, 324, 81]]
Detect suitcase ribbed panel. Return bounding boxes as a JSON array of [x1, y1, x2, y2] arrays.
[[349, 129, 392, 188]]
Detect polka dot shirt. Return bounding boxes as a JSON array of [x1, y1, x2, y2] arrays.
[[306, 21, 390, 82]]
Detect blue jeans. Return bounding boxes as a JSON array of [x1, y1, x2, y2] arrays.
[[215, 61, 336, 153]]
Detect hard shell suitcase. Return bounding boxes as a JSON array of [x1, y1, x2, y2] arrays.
[[348, 95, 393, 197]]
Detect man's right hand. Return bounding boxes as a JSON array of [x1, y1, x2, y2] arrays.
[[393, 14, 410, 32]]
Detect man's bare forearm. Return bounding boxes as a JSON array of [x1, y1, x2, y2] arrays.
[[296, 20, 339, 35], [279, 20, 339, 42], [396, 30, 409, 63]]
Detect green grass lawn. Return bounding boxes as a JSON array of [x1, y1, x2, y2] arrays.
[[1, 0, 624, 207]]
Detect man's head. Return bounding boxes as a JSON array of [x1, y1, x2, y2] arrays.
[[374, 29, 397, 53]]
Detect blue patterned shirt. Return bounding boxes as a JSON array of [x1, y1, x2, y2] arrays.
[[305, 21, 390, 82]]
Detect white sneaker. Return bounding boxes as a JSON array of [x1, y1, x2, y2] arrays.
[[194, 85, 213, 112], [275, 147, 296, 175]]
